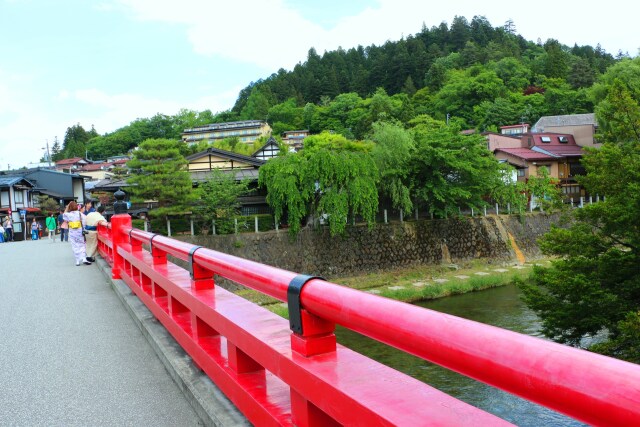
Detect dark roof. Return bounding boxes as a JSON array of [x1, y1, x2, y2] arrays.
[[252, 137, 280, 156], [9, 167, 84, 179], [90, 177, 131, 192], [186, 147, 265, 167], [190, 168, 259, 183], [0, 176, 36, 188]]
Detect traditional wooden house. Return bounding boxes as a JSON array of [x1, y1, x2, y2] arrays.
[[252, 137, 281, 161], [494, 133, 585, 198], [186, 147, 269, 215], [0, 174, 39, 240]]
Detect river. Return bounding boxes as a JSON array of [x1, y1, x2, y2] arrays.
[[335, 284, 587, 426]]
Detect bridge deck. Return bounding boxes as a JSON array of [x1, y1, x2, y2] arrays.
[[0, 239, 203, 425]]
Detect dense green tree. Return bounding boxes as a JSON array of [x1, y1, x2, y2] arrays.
[[520, 72, 640, 362], [431, 66, 508, 125], [568, 57, 596, 89], [407, 115, 506, 216], [63, 123, 91, 158], [193, 169, 250, 234], [258, 132, 378, 236], [50, 137, 62, 161], [490, 57, 531, 91], [127, 138, 195, 218], [267, 98, 304, 136]]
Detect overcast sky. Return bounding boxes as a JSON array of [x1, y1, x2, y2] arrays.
[[1, 0, 638, 169]]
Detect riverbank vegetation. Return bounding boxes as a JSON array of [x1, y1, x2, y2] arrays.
[[236, 259, 539, 319], [519, 59, 640, 363]]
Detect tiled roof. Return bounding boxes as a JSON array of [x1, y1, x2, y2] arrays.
[[55, 157, 85, 165], [80, 163, 112, 171], [0, 176, 35, 187], [495, 148, 555, 161], [532, 113, 596, 131], [533, 145, 583, 157]]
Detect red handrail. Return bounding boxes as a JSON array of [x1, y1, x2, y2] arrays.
[[98, 217, 640, 426]]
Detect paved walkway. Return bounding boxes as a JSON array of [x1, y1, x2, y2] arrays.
[[0, 238, 203, 426]]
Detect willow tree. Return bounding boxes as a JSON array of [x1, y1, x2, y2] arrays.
[[370, 121, 415, 213], [127, 138, 195, 218], [259, 132, 379, 236]]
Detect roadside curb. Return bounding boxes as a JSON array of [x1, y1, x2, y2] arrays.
[[95, 257, 250, 427]]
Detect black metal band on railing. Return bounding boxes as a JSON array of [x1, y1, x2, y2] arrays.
[[287, 275, 324, 334], [188, 246, 203, 279], [149, 233, 160, 254]]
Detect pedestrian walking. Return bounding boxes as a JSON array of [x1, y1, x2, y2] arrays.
[[46, 213, 57, 242], [31, 218, 39, 240], [58, 209, 68, 242], [84, 205, 108, 262], [63, 201, 92, 266], [3, 216, 13, 242]]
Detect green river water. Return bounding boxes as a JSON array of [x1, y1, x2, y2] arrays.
[[335, 284, 587, 426]]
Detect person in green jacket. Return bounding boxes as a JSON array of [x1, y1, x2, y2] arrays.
[[45, 213, 57, 243]]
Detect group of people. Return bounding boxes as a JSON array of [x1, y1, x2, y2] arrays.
[[62, 201, 108, 266], [0, 216, 12, 243], [1, 201, 108, 267]]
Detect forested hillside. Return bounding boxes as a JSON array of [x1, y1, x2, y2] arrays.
[[53, 15, 622, 160]]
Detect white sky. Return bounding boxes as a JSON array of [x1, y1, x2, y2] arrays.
[[1, 0, 638, 168]]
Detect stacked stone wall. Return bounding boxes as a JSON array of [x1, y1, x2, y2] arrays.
[[174, 213, 561, 279]]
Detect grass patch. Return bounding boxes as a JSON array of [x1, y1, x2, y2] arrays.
[[233, 258, 547, 318]]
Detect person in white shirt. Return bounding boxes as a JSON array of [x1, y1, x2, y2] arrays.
[[84, 205, 108, 263]]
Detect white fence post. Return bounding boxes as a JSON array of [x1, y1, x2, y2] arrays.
[[580, 197, 584, 208], [167, 219, 171, 237], [400, 209, 404, 222], [190, 217, 194, 236], [384, 209, 388, 224], [254, 216, 259, 233], [495, 203, 499, 215], [234, 218, 238, 234], [212, 220, 216, 235], [471, 207, 474, 217], [507, 203, 511, 215], [484, 206, 487, 216]]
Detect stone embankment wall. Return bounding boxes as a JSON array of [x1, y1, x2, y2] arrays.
[[175, 213, 561, 279]]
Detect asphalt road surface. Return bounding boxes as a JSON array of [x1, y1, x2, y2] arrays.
[[0, 238, 203, 426]]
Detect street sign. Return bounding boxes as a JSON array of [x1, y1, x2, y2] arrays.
[[19, 210, 26, 215]]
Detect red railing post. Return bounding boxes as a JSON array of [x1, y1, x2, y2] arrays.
[[110, 213, 131, 280], [191, 250, 214, 290], [290, 309, 336, 357]]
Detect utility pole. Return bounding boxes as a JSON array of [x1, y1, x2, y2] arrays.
[[43, 140, 52, 168]]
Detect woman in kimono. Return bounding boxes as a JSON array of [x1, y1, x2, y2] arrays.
[[63, 201, 92, 266]]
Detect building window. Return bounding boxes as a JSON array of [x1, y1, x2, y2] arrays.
[[558, 136, 568, 143], [14, 191, 24, 204], [516, 169, 526, 177], [540, 136, 551, 143]]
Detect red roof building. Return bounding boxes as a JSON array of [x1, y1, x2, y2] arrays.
[[494, 132, 585, 198]]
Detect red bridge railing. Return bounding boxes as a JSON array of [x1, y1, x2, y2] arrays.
[[98, 214, 640, 426]]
